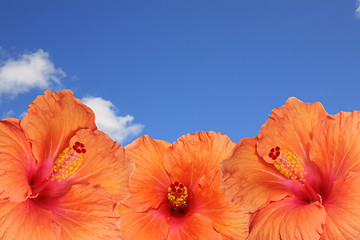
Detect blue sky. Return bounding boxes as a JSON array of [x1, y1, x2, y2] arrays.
[[1, 1, 360, 145]]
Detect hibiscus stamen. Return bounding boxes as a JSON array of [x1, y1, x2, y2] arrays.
[[49, 142, 86, 182], [167, 181, 188, 207], [270, 147, 307, 184]]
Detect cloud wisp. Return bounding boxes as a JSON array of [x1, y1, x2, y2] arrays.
[[356, 0, 360, 18], [2, 110, 16, 119], [82, 96, 144, 144], [1, 110, 27, 119], [0, 49, 65, 98]]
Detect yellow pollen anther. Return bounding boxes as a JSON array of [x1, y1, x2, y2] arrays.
[[167, 182, 188, 207], [49, 144, 85, 182], [273, 149, 306, 184]]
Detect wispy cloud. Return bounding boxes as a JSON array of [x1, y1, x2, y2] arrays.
[[82, 96, 144, 144], [2, 110, 16, 119], [1, 110, 27, 119], [19, 111, 27, 119], [0, 49, 65, 98], [356, 0, 360, 18]]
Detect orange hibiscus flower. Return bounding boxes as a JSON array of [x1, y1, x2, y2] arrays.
[[118, 131, 250, 240], [221, 97, 360, 239], [0, 90, 134, 239]]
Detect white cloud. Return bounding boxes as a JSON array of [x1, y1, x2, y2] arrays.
[[2, 110, 16, 119], [19, 111, 27, 119], [2, 110, 28, 119], [0, 49, 65, 97], [356, 0, 360, 18], [1, 110, 28, 119], [82, 96, 144, 144]]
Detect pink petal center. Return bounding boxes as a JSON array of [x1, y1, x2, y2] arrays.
[[30, 142, 86, 200], [270, 146, 323, 203]]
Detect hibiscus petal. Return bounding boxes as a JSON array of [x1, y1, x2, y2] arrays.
[[258, 97, 328, 164], [118, 204, 170, 240], [248, 198, 326, 240], [0, 119, 34, 202], [321, 172, 360, 239], [309, 111, 360, 179], [164, 131, 235, 189], [167, 213, 222, 240], [0, 199, 60, 239], [220, 137, 289, 212], [21, 90, 96, 166], [124, 135, 171, 211], [194, 170, 250, 240], [52, 183, 121, 239], [70, 129, 134, 203]]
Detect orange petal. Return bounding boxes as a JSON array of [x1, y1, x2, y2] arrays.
[[193, 170, 250, 240], [124, 135, 171, 212], [164, 131, 235, 189], [248, 198, 326, 240], [0, 119, 34, 202], [167, 213, 222, 240], [0, 199, 60, 239], [309, 111, 360, 179], [52, 183, 121, 239], [258, 97, 328, 164], [69, 129, 134, 203], [21, 90, 96, 165], [220, 137, 289, 212], [321, 172, 360, 239], [118, 204, 170, 240]]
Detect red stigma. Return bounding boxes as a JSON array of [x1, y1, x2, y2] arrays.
[[72, 142, 86, 154], [269, 146, 281, 160]]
